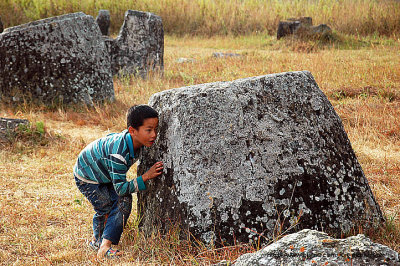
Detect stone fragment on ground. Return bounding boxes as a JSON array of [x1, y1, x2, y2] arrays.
[[0, 12, 114, 104], [176, 57, 195, 63], [137, 71, 383, 246], [234, 229, 399, 265], [212, 52, 241, 58], [111, 10, 164, 78], [0, 118, 29, 141], [0, 118, 29, 131], [96, 9, 110, 36]]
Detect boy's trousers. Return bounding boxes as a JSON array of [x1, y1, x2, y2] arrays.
[[74, 175, 132, 245]]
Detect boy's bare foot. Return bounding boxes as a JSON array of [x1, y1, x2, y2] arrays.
[[97, 239, 122, 259]]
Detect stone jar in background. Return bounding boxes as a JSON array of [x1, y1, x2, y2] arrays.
[[96, 9, 110, 36], [0, 12, 114, 104], [110, 10, 164, 78], [277, 16, 332, 40]]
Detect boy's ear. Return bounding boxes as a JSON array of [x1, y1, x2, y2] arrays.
[[128, 126, 136, 135]]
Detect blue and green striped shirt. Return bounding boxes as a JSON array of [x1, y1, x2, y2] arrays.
[[73, 130, 146, 196]]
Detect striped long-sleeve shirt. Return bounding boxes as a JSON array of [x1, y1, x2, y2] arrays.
[[73, 129, 146, 196]]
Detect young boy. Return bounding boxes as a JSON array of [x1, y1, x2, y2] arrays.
[[73, 105, 163, 259]]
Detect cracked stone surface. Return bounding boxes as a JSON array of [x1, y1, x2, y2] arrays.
[[234, 229, 399, 266], [137, 71, 383, 246], [110, 10, 164, 77], [0, 12, 114, 104]]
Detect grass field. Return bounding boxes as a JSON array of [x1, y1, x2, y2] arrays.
[[0, 32, 399, 264], [1, 0, 400, 36]]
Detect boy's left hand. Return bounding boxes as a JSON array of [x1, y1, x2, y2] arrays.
[[142, 161, 163, 181]]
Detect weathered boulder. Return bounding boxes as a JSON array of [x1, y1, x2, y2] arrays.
[[137, 71, 383, 246], [96, 9, 110, 36], [111, 10, 164, 77], [234, 229, 399, 265], [0, 12, 114, 104], [277, 17, 332, 40], [0, 16, 3, 33]]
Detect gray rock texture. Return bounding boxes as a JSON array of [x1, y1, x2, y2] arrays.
[[212, 52, 241, 58], [0, 12, 114, 104], [0, 118, 29, 141], [277, 17, 332, 40], [234, 229, 399, 266], [96, 9, 110, 36], [0, 118, 29, 131], [176, 58, 195, 64], [137, 71, 383, 246], [111, 10, 164, 78]]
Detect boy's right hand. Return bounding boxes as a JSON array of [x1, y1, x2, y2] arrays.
[[142, 161, 163, 182]]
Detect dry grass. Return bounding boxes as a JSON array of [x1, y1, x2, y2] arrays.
[[1, 0, 400, 36], [1, 35, 399, 264]]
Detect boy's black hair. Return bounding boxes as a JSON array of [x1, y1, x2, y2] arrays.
[[127, 105, 159, 129]]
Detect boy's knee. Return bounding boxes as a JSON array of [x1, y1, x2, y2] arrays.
[[118, 195, 132, 216], [94, 200, 113, 215], [92, 193, 115, 215]]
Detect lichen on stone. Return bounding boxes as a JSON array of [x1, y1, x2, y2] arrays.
[[0, 12, 114, 104], [137, 71, 383, 246]]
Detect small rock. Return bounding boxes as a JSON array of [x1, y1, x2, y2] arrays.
[[176, 57, 195, 63], [0, 118, 29, 141], [0, 118, 29, 130], [212, 260, 232, 266], [212, 52, 241, 58]]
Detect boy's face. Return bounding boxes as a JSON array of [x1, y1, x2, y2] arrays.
[[129, 118, 159, 149]]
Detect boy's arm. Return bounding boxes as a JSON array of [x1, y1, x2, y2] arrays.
[[107, 156, 163, 196], [112, 172, 146, 196], [107, 155, 146, 196], [112, 161, 163, 194]]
